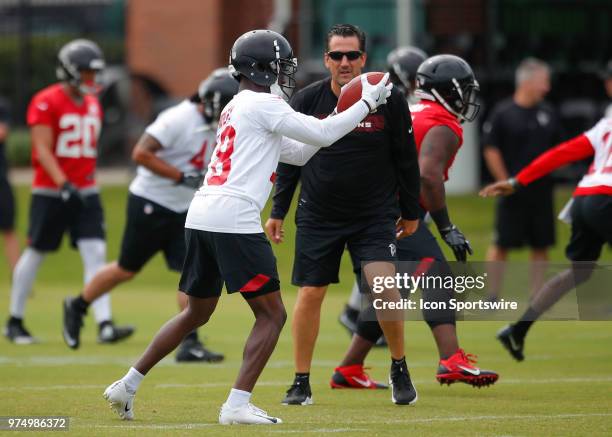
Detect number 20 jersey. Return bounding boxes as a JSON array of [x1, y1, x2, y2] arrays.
[[27, 83, 102, 191]]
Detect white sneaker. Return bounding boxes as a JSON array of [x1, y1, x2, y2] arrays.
[[103, 380, 135, 420], [219, 402, 283, 425]]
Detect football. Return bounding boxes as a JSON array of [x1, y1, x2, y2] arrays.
[[336, 71, 389, 113]]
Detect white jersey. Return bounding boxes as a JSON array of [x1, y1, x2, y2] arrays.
[[129, 100, 215, 212], [185, 89, 370, 233], [577, 117, 612, 194]]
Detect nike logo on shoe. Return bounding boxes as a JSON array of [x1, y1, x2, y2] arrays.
[[124, 404, 131, 413], [351, 376, 372, 387], [189, 348, 205, 359], [457, 365, 481, 376], [508, 334, 519, 350]]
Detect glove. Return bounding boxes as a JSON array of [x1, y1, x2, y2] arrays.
[[178, 171, 205, 190], [440, 225, 473, 262], [60, 182, 84, 210], [360, 72, 393, 113]]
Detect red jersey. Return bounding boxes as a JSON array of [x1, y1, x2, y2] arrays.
[[409, 100, 463, 181], [26, 83, 103, 190]]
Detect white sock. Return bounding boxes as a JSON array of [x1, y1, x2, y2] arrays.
[[347, 280, 362, 311], [226, 388, 251, 409], [9, 248, 45, 318], [122, 367, 144, 394], [77, 239, 111, 324]]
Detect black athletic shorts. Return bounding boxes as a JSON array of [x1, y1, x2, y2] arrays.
[[118, 194, 187, 273], [179, 228, 280, 300], [566, 195, 612, 261], [396, 219, 446, 262], [28, 193, 105, 251], [292, 213, 397, 287], [494, 188, 555, 249], [0, 176, 15, 231]]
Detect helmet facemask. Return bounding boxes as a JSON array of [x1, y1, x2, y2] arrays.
[[270, 57, 297, 101]]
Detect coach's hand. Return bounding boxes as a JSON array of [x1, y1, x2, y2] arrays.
[[60, 182, 84, 211], [440, 225, 473, 262], [178, 171, 205, 190], [479, 178, 521, 197], [396, 218, 418, 240], [265, 218, 285, 244]]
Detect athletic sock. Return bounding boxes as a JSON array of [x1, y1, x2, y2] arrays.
[[9, 248, 45, 318], [226, 388, 252, 409], [294, 372, 310, 384], [391, 356, 407, 367], [73, 295, 90, 314], [184, 330, 198, 343], [513, 307, 540, 339], [8, 316, 23, 325], [347, 281, 362, 311], [122, 367, 144, 394]]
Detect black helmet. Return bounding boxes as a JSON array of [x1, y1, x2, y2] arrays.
[[386, 46, 427, 96], [229, 29, 297, 99], [56, 39, 105, 94], [197, 68, 239, 123], [415, 54, 480, 122]]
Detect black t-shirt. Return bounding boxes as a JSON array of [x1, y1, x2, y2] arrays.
[[0, 97, 10, 178], [270, 78, 420, 222], [482, 98, 563, 195]]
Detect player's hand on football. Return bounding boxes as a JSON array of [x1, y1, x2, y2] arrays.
[[439, 224, 473, 262], [361, 72, 393, 113], [178, 171, 205, 190], [60, 181, 84, 210], [396, 218, 418, 240], [479, 180, 516, 197], [265, 218, 284, 244]]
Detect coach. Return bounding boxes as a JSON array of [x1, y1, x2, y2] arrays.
[[265, 24, 421, 406], [483, 58, 564, 295]]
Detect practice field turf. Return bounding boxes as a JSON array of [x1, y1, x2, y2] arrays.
[[1, 184, 611, 436]]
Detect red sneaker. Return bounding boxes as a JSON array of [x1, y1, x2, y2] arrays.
[[330, 364, 388, 389], [436, 349, 499, 388]]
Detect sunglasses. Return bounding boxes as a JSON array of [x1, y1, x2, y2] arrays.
[[327, 50, 362, 61]]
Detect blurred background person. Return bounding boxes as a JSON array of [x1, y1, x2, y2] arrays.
[[386, 46, 428, 103], [602, 60, 612, 118], [482, 58, 564, 298], [0, 96, 20, 274]]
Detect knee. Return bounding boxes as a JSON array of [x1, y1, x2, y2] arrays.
[[115, 264, 136, 281], [297, 286, 327, 308], [183, 308, 211, 328], [259, 302, 287, 332]]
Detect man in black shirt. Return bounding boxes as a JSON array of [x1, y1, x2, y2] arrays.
[[0, 96, 20, 273], [483, 58, 563, 297], [266, 24, 421, 406]]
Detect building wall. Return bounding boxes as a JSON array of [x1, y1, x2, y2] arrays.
[[126, 0, 277, 97]]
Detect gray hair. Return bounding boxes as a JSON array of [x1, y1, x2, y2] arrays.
[[515, 57, 549, 86]]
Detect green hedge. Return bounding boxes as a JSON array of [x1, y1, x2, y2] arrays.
[[6, 128, 31, 168]]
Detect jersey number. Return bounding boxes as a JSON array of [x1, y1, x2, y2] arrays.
[[56, 114, 100, 158], [206, 125, 236, 186]]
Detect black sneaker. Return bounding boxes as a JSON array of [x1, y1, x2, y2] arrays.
[[338, 305, 358, 336], [282, 378, 313, 405], [97, 321, 135, 344], [176, 338, 224, 363], [4, 318, 36, 344], [389, 358, 418, 405], [497, 324, 524, 361], [63, 297, 85, 349]]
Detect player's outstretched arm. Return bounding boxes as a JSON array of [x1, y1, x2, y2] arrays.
[[480, 133, 594, 198], [275, 73, 392, 149]]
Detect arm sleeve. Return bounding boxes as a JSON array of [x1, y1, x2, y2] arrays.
[[256, 95, 369, 148], [390, 93, 420, 220], [279, 137, 321, 166], [144, 106, 182, 148], [516, 134, 594, 186]]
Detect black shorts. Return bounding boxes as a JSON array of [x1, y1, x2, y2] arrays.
[[179, 229, 280, 300], [0, 176, 15, 231], [118, 194, 187, 273], [28, 193, 105, 251], [566, 195, 612, 261], [494, 190, 555, 249], [292, 214, 397, 287], [396, 220, 446, 262]]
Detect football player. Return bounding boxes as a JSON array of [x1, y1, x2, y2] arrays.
[[4, 39, 132, 345], [335, 55, 498, 388], [481, 116, 612, 361], [100, 29, 392, 425], [62, 69, 237, 363]]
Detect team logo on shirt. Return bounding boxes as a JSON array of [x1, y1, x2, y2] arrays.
[[389, 243, 396, 257], [144, 203, 154, 215], [537, 111, 550, 127]]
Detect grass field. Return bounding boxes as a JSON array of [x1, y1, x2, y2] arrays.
[[1, 184, 611, 436]]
